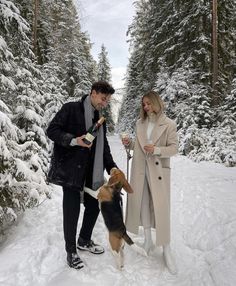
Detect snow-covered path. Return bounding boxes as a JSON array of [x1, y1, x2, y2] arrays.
[[0, 135, 236, 286]]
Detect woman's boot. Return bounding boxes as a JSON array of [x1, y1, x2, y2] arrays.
[[163, 244, 177, 274], [143, 227, 153, 254]]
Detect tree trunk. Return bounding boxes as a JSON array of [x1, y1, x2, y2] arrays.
[[212, 0, 218, 105], [33, 0, 39, 59]]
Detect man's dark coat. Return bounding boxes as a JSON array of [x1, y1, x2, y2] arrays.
[[46, 95, 116, 190]]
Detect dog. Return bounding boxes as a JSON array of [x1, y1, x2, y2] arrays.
[[84, 168, 147, 269]]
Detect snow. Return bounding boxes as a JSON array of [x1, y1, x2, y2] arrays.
[[0, 36, 7, 51], [0, 135, 236, 286], [0, 74, 16, 90], [0, 0, 29, 33], [111, 88, 125, 123]]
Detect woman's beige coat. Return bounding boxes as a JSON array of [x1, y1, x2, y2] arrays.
[[125, 113, 178, 246]]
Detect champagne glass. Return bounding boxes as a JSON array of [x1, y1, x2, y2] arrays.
[[145, 138, 153, 159], [120, 131, 132, 181], [120, 131, 130, 147]]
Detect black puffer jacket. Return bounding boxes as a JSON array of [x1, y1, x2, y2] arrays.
[[46, 95, 117, 190]]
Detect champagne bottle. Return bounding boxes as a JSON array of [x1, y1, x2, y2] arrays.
[[82, 116, 105, 145]]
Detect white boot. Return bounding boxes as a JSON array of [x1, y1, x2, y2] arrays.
[[131, 243, 148, 257], [143, 228, 153, 254], [163, 244, 177, 275]]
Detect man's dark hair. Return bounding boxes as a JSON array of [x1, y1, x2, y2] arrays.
[[91, 81, 115, 95]]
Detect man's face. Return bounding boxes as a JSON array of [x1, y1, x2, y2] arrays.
[[90, 90, 111, 110]]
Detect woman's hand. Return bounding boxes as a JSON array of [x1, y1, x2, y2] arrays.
[[144, 144, 154, 154]]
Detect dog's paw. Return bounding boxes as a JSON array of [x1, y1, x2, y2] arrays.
[[111, 249, 124, 270]]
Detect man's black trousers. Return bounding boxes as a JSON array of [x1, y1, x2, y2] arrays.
[[62, 186, 100, 253]]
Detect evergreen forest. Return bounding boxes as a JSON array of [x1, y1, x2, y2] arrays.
[[0, 0, 235, 232]]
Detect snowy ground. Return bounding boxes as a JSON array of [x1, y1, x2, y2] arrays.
[[0, 135, 236, 286]]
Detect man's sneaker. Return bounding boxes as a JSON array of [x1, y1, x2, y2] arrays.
[[77, 237, 104, 254], [67, 252, 84, 269]]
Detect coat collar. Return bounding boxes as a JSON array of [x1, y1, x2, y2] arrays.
[[80, 94, 99, 120], [137, 113, 168, 151]]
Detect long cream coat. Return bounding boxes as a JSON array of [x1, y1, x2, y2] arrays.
[[125, 113, 178, 246]]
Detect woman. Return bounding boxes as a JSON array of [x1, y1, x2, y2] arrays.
[[122, 91, 178, 274]]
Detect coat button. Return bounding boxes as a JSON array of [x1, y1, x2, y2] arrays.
[[158, 176, 162, 180], [155, 162, 159, 165]]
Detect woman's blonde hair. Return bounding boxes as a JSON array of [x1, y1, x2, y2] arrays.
[[140, 91, 165, 121]]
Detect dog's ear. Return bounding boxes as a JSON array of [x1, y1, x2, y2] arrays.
[[108, 169, 134, 193], [122, 179, 133, 193], [108, 174, 120, 188], [108, 169, 121, 186]]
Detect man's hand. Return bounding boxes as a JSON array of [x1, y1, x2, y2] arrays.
[[76, 135, 92, 148]]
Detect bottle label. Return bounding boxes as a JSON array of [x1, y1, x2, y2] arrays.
[[84, 133, 95, 143]]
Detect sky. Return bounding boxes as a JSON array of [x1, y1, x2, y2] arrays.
[[75, 0, 136, 89], [0, 135, 236, 286]]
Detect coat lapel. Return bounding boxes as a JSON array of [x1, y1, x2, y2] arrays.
[[136, 119, 148, 153], [150, 114, 168, 144], [137, 113, 168, 152]]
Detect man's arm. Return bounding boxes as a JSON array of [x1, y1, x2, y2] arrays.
[[46, 104, 74, 147]]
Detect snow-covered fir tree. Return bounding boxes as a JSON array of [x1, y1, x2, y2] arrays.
[[117, 48, 144, 135], [0, 0, 100, 232], [111, 88, 125, 125], [0, 95, 50, 232], [39, 62, 66, 125], [72, 31, 97, 98], [97, 44, 115, 133], [117, 0, 236, 165], [40, 0, 96, 98], [0, 98, 52, 231], [0, 0, 51, 231], [97, 44, 112, 82]]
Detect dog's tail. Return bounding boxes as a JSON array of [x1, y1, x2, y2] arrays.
[[123, 233, 147, 257], [122, 232, 133, 246]]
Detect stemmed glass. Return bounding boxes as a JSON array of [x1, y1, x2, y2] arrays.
[[120, 131, 132, 180], [145, 138, 153, 159], [120, 132, 129, 143]]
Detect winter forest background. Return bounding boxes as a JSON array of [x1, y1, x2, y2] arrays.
[[0, 0, 235, 235]]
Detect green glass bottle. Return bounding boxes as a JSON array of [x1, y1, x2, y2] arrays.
[[82, 116, 105, 145]]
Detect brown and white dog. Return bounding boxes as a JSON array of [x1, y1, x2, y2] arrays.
[[84, 168, 147, 269]]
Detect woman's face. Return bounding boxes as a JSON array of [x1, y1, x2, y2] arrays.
[[142, 97, 154, 115]]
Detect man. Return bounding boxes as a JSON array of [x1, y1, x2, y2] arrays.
[[47, 81, 117, 269]]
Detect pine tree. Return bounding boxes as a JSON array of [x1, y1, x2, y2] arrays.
[[39, 62, 66, 125], [97, 44, 115, 133], [0, 98, 52, 231], [0, 0, 52, 231], [217, 0, 236, 100], [0, 0, 23, 107], [97, 44, 112, 82], [14, 0, 97, 99], [117, 0, 236, 165], [43, 0, 96, 98], [117, 48, 144, 135]]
